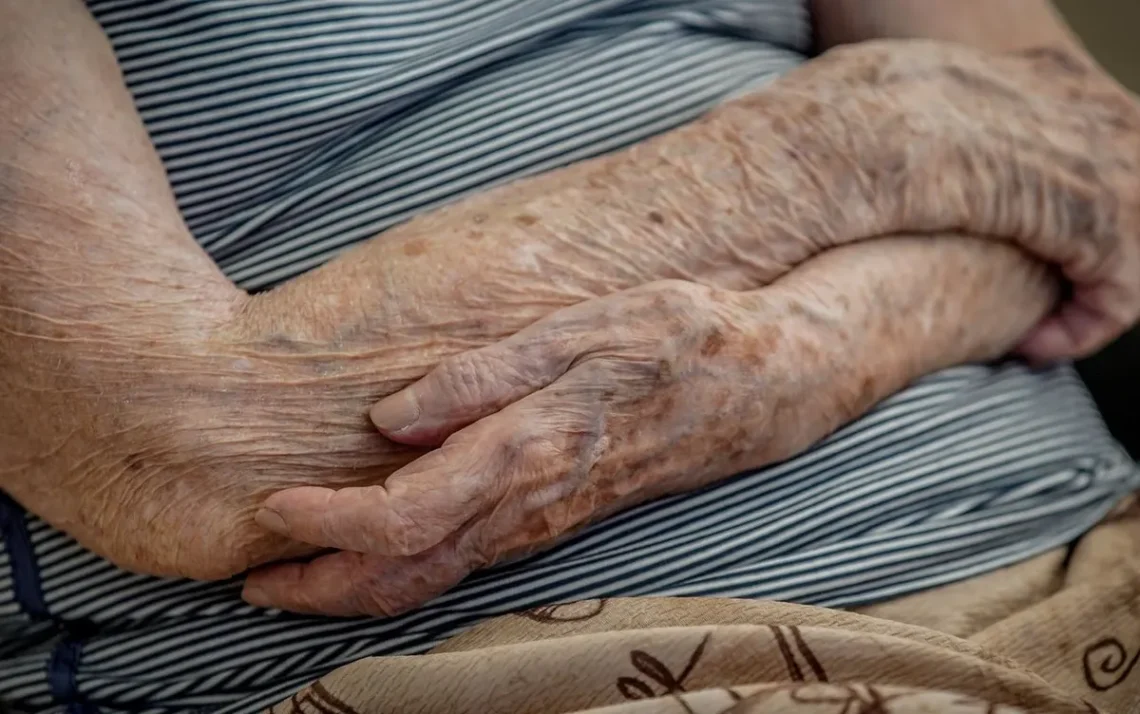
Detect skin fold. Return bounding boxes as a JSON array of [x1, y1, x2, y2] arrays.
[[0, 1, 1137, 612]]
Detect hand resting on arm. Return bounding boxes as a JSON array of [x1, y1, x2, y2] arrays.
[[245, 236, 1057, 615]]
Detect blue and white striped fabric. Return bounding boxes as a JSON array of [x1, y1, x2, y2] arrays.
[[1, 1, 1136, 713]]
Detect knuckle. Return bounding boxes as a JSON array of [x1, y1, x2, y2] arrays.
[[382, 504, 430, 556], [502, 422, 552, 456], [434, 345, 548, 408], [494, 343, 555, 389], [433, 351, 491, 405]]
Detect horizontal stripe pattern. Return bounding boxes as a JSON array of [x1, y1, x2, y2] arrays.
[[3, 367, 1135, 713], [90, 0, 812, 290], [1, 2, 1137, 713]]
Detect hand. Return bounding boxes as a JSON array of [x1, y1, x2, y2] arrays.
[[242, 237, 1057, 616], [763, 39, 1140, 358]]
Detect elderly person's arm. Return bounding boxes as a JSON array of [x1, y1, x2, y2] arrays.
[[243, 5, 1140, 614], [249, 26, 1140, 363], [0, 0, 254, 576], [3, 0, 1136, 587], [245, 235, 1056, 616]]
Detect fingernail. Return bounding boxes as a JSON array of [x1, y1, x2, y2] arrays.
[[255, 508, 289, 536], [370, 390, 420, 434], [242, 583, 270, 608]]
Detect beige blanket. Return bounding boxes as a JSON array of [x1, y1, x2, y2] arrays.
[[272, 497, 1140, 714]]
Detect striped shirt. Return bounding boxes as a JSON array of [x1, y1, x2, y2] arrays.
[[1, 1, 1137, 712]]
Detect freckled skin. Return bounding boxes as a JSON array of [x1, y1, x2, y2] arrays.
[[0, 2, 1136, 589], [249, 238, 1056, 615]]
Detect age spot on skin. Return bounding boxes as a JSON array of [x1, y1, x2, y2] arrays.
[[652, 395, 676, 423], [743, 324, 781, 363], [402, 239, 428, 257], [647, 211, 665, 225], [1070, 158, 1099, 183], [515, 214, 539, 227], [701, 330, 726, 357]]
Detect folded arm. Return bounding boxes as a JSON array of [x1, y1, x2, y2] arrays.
[[246, 235, 1057, 616], [2, 0, 1132, 584]]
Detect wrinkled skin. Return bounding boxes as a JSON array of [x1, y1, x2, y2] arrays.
[[246, 238, 1056, 615], [1, 31, 1137, 590]]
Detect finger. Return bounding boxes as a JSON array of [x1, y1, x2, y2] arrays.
[[369, 336, 565, 447], [1017, 284, 1139, 361], [370, 310, 589, 446], [242, 538, 470, 617], [259, 409, 556, 555], [257, 438, 494, 555]]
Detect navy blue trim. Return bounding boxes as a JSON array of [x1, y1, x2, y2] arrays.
[[49, 637, 82, 702], [0, 494, 98, 712], [49, 639, 81, 696], [49, 624, 100, 714], [0, 491, 48, 620]]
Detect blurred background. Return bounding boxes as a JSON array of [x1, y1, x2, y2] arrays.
[[1053, 1, 1140, 458]]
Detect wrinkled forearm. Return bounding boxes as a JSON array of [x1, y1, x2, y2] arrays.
[[0, 8, 1072, 580], [711, 235, 1059, 479], [243, 93, 849, 358], [236, 234, 1060, 619], [0, 2, 242, 499], [0, 1, 241, 324], [251, 36, 1109, 365]]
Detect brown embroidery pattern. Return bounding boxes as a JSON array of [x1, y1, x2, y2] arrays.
[[520, 598, 607, 623], [616, 632, 712, 701], [286, 683, 361, 714], [1082, 637, 1139, 691], [727, 684, 916, 714], [786, 684, 903, 714], [769, 625, 828, 683]]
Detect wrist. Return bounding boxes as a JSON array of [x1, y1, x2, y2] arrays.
[[746, 237, 1058, 456]]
